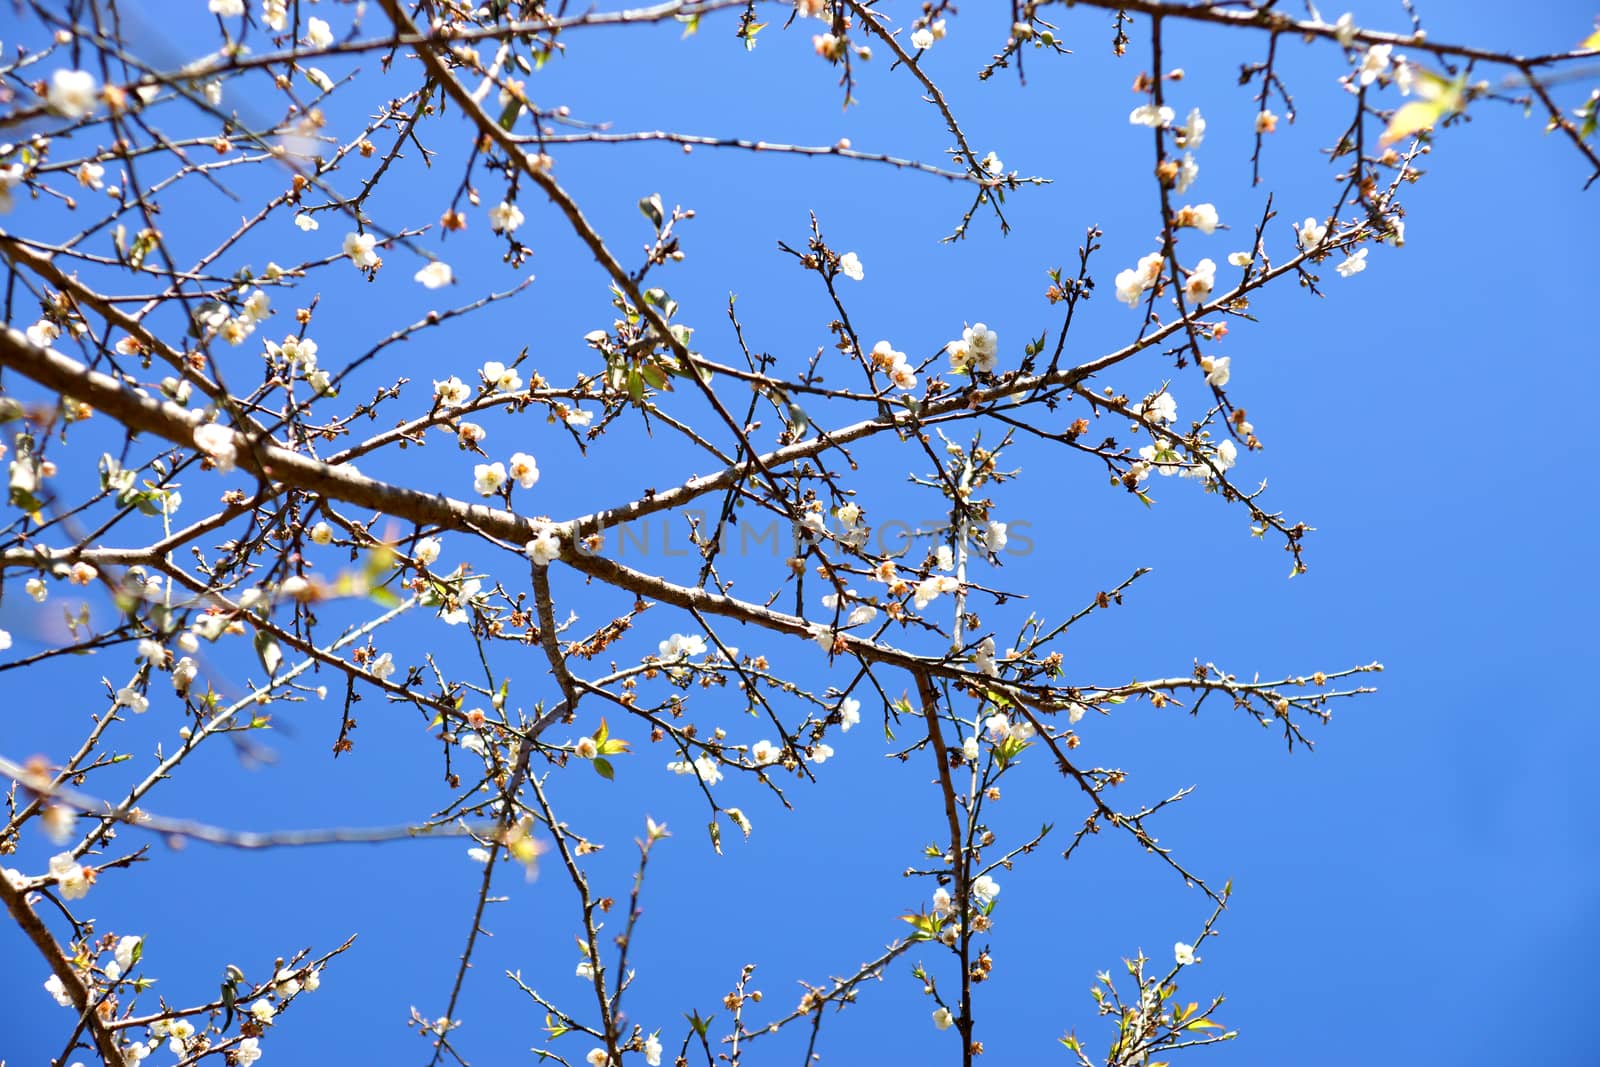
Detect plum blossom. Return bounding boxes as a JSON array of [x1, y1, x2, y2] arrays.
[[838, 251, 864, 281], [1115, 252, 1164, 308], [911, 27, 934, 50], [434, 376, 471, 406], [306, 16, 334, 48], [193, 422, 238, 471], [1201, 355, 1231, 387], [751, 739, 781, 766], [838, 697, 861, 731], [1179, 107, 1206, 148], [983, 521, 1008, 553], [489, 201, 525, 233], [871, 340, 918, 391], [1185, 258, 1217, 302], [478, 361, 523, 395], [1333, 13, 1359, 48], [1176, 153, 1199, 194], [49, 852, 92, 899], [1298, 216, 1328, 250], [1135, 391, 1178, 424], [913, 575, 959, 610], [1174, 941, 1198, 965], [508, 452, 540, 489], [1174, 203, 1219, 235], [414, 537, 442, 566], [970, 873, 1000, 905], [47, 70, 99, 119], [963, 323, 998, 371], [473, 462, 506, 496], [524, 523, 562, 565], [1359, 43, 1393, 86], [658, 633, 707, 660], [414, 261, 453, 289], [342, 232, 379, 268], [45, 974, 74, 1007], [932, 1006, 955, 1030], [1129, 103, 1174, 127], [1337, 249, 1369, 277], [115, 686, 149, 713]]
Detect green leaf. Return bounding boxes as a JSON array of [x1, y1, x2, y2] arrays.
[[254, 631, 283, 678], [639, 193, 665, 227], [593, 757, 615, 781]]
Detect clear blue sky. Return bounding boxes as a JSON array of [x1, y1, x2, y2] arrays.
[[4, 2, 1597, 1064]]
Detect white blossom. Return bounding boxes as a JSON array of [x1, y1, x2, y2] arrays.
[[473, 462, 507, 496], [1185, 257, 1217, 302], [1135, 391, 1178, 424], [524, 523, 562, 565], [414, 261, 453, 289], [1202, 355, 1231, 387], [1174, 941, 1197, 965], [45, 973, 74, 1007], [932, 1006, 954, 1031], [1176, 152, 1199, 194], [1175, 203, 1219, 235], [1359, 43, 1393, 87], [482, 360, 523, 392], [342, 231, 379, 268], [1298, 216, 1328, 250], [49, 853, 92, 899], [306, 16, 334, 48], [970, 874, 1000, 905], [47, 70, 99, 119], [209, 0, 245, 15], [1333, 13, 1359, 48], [964, 323, 998, 371], [1115, 252, 1164, 308], [658, 633, 707, 660], [434, 376, 471, 406], [983, 521, 1008, 553], [1337, 248, 1369, 277], [508, 452, 540, 489], [838, 251, 864, 281], [489, 201, 524, 233], [1129, 103, 1174, 128]]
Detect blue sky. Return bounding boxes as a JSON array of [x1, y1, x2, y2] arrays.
[[4, 2, 1598, 1064]]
